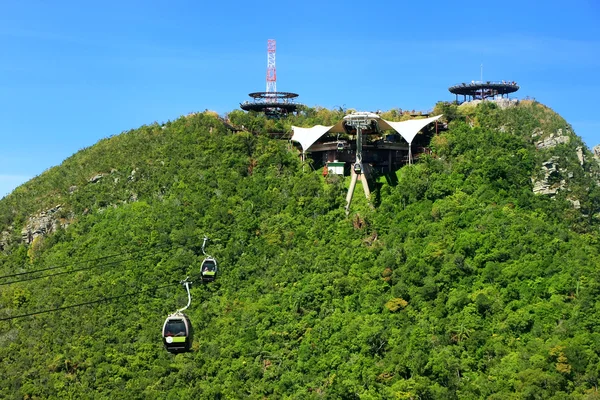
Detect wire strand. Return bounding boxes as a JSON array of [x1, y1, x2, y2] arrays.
[[0, 248, 172, 287], [0, 243, 174, 281], [0, 281, 182, 322]]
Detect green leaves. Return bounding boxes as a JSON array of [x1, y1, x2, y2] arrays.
[[1, 102, 600, 398]]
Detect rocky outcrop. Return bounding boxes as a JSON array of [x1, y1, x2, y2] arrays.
[[532, 157, 564, 196], [568, 198, 581, 209], [492, 98, 519, 109], [458, 98, 518, 109], [593, 145, 600, 164], [535, 128, 570, 149], [20, 205, 68, 245], [0, 229, 11, 251], [89, 174, 104, 183], [532, 156, 584, 209], [576, 146, 584, 166], [128, 169, 137, 182]]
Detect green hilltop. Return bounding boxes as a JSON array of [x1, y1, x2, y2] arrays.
[[2, 100, 600, 399]]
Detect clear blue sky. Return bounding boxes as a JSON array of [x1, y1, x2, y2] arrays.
[[1, 0, 599, 198]]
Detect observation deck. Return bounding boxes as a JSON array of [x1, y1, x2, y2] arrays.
[[449, 81, 519, 103], [240, 91, 303, 116]]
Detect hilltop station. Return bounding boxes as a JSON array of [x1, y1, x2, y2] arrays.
[[238, 40, 521, 212], [292, 112, 443, 213]]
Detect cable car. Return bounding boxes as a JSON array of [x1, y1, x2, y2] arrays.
[[354, 163, 362, 174], [337, 141, 345, 151], [201, 257, 218, 282], [162, 279, 193, 353], [162, 313, 193, 353]]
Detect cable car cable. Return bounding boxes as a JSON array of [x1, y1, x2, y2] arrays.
[[0, 242, 175, 281], [0, 252, 124, 280], [0, 281, 181, 322], [0, 248, 173, 287]]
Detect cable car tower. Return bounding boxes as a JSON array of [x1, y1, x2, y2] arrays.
[[343, 112, 379, 214], [240, 40, 303, 118]]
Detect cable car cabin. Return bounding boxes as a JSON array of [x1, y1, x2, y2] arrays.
[[162, 313, 193, 353], [201, 257, 218, 282]]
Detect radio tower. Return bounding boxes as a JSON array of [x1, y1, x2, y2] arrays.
[[240, 39, 302, 118], [266, 39, 277, 96]]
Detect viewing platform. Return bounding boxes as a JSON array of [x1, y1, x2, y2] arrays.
[[449, 81, 519, 103], [240, 91, 303, 116]]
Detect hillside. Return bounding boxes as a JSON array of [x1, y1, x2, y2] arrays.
[[2, 101, 600, 399]]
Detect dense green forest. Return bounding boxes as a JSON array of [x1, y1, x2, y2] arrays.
[[2, 100, 600, 399]]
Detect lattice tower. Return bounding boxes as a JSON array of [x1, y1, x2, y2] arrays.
[[266, 39, 276, 96]]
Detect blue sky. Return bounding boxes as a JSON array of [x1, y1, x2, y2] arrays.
[[1, 0, 599, 198]]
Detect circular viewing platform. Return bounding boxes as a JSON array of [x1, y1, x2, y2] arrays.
[[246, 91, 299, 100], [449, 81, 519, 102], [240, 91, 302, 115]]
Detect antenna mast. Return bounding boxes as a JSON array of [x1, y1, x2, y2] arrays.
[[240, 39, 302, 117], [266, 39, 277, 100]]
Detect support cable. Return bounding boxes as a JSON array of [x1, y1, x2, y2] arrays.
[[0, 248, 173, 287], [0, 243, 174, 281], [0, 281, 181, 322]]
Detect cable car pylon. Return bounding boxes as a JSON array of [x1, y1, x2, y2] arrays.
[[344, 113, 375, 214]]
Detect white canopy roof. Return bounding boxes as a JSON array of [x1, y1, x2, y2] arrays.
[[381, 114, 443, 145], [291, 114, 443, 152], [288, 125, 333, 154]]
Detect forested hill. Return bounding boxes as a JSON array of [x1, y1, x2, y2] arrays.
[[2, 100, 600, 399]]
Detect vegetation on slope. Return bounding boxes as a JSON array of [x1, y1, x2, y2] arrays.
[[1, 101, 600, 399]]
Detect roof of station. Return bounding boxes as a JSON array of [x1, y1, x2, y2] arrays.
[[291, 113, 443, 153]]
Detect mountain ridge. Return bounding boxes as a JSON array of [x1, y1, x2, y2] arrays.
[[2, 100, 600, 398]]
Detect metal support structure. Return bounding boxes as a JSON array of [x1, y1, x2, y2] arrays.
[[266, 39, 276, 99], [345, 167, 359, 214], [356, 126, 363, 170], [360, 163, 371, 199], [201, 236, 209, 256], [343, 113, 377, 214], [176, 278, 192, 314]]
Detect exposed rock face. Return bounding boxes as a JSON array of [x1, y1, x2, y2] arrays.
[[568, 198, 581, 209], [576, 146, 584, 166], [535, 128, 570, 149], [458, 98, 518, 109], [594, 145, 600, 163], [492, 98, 519, 109], [0, 229, 11, 251], [89, 174, 104, 183], [532, 157, 564, 195], [532, 156, 583, 209], [128, 169, 137, 182], [20, 205, 68, 245]]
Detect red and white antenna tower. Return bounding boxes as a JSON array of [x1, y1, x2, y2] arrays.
[[266, 39, 276, 97]]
